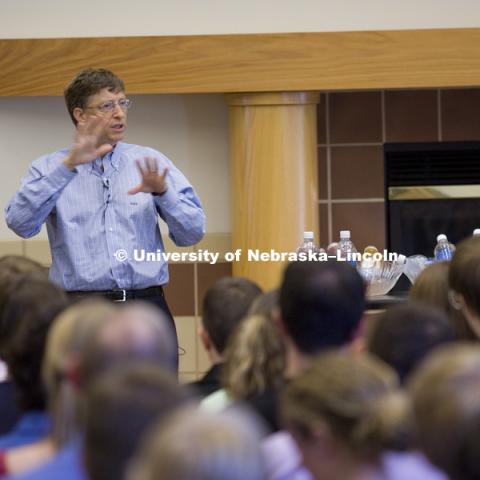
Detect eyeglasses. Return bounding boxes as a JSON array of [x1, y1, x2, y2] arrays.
[[84, 98, 132, 113]]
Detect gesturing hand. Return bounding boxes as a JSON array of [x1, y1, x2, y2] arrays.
[[64, 114, 114, 170], [128, 157, 169, 195]]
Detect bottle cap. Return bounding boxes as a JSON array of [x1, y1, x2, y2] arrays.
[[303, 231, 314, 239], [436, 234, 447, 242], [474, 229, 480, 236], [340, 230, 350, 239]]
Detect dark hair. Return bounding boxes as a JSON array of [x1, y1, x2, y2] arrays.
[[280, 261, 365, 354], [202, 277, 262, 354], [0, 255, 47, 357], [84, 364, 190, 480], [449, 236, 480, 321], [368, 304, 455, 383], [2, 273, 68, 410], [64, 68, 125, 125]]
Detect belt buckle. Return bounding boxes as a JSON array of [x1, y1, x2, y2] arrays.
[[113, 289, 127, 302]]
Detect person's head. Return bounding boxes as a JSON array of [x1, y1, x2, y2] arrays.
[[279, 261, 365, 355], [368, 303, 455, 383], [64, 68, 129, 145], [222, 313, 285, 400], [1, 273, 68, 411], [80, 301, 177, 388], [410, 261, 471, 339], [85, 364, 190, 480], [129, 406, 266, 480], [449, 236, 480, 338], [200, 277, 262, 360], [42, 298, 116, 445], [0, 256, 47, 358], [408, 343, 480, 480], [282, 351, 408, 479]]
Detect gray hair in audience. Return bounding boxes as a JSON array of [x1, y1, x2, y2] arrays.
[[129, 407, 266, 480]]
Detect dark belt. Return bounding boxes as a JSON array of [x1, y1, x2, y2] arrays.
[[67, 285, 164, 302]]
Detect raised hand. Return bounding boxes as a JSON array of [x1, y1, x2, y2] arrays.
[[63, 114, 114, 170], [128, 157, 169, 195]]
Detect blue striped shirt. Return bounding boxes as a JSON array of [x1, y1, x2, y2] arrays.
[[5, 142, 205, 291]]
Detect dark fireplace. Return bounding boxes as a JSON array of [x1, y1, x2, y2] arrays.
[[385, 142, 480, 291]]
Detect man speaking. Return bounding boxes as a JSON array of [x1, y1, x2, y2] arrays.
[[5, 68, 205, 361]]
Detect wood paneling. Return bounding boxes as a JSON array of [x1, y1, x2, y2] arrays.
[[1, 28, 480, 96], [228, 92, 319, 290]]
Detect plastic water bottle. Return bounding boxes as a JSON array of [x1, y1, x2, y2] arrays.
[[338, 230, 358, 266], [297, 231, 324, 260], [434, 234, 454, 261]]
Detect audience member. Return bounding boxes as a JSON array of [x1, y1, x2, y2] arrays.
[[0, 274, 68, 453], [6, 301, 177, 480], [130, 406, 266, 480], [409, 343, 480, 480], [85, 364, 190, 480], [368, 303, 455, 383], [449, 236, 480, 339], [189, 277, 262, 397], [281, 351, 437, 480], [0, 256, 47, 436], [410, 261, 473, 339]]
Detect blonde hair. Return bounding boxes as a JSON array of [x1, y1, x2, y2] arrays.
[[130, 407, 266, 480], [408, 343, 480, 480], [283, 351, 410, 459], [42, 298, 115, 446], [222, 313, 285, 400]]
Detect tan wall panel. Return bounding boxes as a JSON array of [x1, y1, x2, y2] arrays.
[[228, 92, 319, 290], [2, 29, 480, 96]]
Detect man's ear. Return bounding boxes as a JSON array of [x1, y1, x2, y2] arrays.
[[72, 107, 86, 126]]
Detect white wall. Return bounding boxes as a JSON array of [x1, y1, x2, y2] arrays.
[[1, 0, 479, 39], [0, 94, 230, 240]]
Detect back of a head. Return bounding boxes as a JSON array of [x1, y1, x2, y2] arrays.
[[283, 351, 407, 462], [81, 301, 177, 387], [368, 303, 455, 383], [202, 277, 262, 355], [0, 256, 47, 356], [222, 313, 285, 400], [1, 273, 68, 411], [408, 343, 480, 480], [85, 364, 189, 480], [280, 261, 365, 354], [449, 236, 480, 321], [43, 298, 116, 445], [409, 262, 450, 313], [130, 406, 266, 480]]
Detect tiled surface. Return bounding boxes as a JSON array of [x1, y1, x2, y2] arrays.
[[174, 315, 198, 373], [330, 146, 384, 199], [329, 91, 382, 144], [441, 89, 480, 141], [197, 262, 233, 315], [385, 90, 438, 142], [0, 241, 23, 257], [319, 204, 329, 248], [317, 93, 327, 145], [317, 147, 328, 200], [331, 202, 386, 251], [164, 263, 195, 316]]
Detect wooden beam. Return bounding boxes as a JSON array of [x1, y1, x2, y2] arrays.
[[1, 28, 480, 96]]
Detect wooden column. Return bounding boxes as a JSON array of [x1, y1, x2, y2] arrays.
[[226, 92, 320, 290]]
